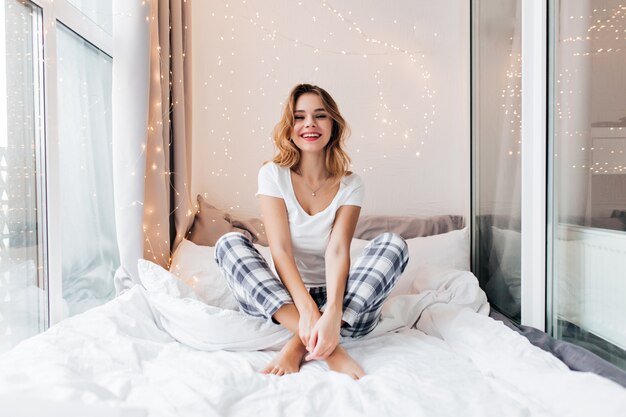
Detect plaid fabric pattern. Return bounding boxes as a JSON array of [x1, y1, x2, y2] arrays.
[[215, 231, 409, 338], [308, 286, 328, 311], [214, 232, 292, 320], [340, 232, 409, 337]]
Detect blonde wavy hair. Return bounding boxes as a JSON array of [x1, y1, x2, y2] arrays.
[[270, 84, 351, 179]]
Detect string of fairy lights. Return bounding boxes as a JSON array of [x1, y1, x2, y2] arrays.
[[165, 0, 626, 265], [564, 3, 626, 56], [199, 0, 439, 225], [140, 0, 210, 265], [244, 0, 437, 148], [2, 0, 626, 272], [502, 32, 522, 160]]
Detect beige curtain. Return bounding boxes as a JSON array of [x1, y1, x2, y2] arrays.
[[143, 0, 194, 269], [113, 0, 193, 290]]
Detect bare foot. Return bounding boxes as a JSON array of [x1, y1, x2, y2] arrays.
[[325, 345, 365, 380], [261, 335, 307, 376]]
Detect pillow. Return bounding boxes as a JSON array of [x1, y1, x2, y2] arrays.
[[187, 195, 269, 246], [590, 217, 626, 231], [387, 228, 470, 298], [188, 194, 465, 247], [490, 226, 521, 298], [170, 238, 273, 309], [187, 197, 237, 246], [354, 214, 465, 240]]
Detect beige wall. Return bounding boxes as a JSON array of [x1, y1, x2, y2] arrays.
[[191, 1, 470, 219]]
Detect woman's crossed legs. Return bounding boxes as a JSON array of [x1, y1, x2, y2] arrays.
[[214, 231, 409, 379]]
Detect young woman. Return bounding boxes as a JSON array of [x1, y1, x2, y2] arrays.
[[215, 84, 409, 379]]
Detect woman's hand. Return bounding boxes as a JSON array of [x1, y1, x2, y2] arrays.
[[298, 302, 321, 349], [304, 306, 342, 361]]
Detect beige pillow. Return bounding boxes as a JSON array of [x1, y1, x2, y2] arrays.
[[187, 195, 268, 246]]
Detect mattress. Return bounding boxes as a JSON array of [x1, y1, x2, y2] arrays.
[[1, 267, 625, 417]]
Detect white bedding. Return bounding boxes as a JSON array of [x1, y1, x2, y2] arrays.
[[0, 264, 625, 417]]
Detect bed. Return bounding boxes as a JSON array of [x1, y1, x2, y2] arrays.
[[1, 211, 625, 417]]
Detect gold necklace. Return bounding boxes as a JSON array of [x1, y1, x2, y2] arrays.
[[295, 169, 329, 197]]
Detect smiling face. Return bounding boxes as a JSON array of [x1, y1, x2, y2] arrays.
[[291, 93, 334, 154]]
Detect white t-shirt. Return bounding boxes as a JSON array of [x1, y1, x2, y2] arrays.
[[255, 162, 365, 288]]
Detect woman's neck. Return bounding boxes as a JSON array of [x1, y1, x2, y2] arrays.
[[296, 153, 328, 181]]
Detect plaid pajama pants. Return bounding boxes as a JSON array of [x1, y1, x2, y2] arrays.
[[214, 231, 409, 338]]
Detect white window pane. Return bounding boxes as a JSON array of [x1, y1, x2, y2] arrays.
[[0, 0, 46, 353], [66, 0, 112, 35], [57, 24, 118, 317]]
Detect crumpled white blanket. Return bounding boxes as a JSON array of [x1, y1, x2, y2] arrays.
[[135, 259, 490, 351], [2, 261, 626, 417]]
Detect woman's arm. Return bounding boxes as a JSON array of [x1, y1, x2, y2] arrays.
[[325, 204, 361, 311], [258, 195, 319, 343], [306, 204, 361, 361]]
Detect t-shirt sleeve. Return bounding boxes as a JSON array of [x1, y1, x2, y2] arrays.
[[255, 162, 283, 199], [342, 174, 365, 207]]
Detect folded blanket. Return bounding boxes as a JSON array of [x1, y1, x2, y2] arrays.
[[136, 260, 489, 351]]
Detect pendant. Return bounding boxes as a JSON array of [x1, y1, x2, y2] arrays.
[[312, 192, 316, 197]]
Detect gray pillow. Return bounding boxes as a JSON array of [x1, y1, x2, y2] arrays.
[[188, 194, 464, 246], [354, 214, 465, 240]]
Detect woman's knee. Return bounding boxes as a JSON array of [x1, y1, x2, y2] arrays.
[[370, 232, 407, 252], [214, 231, 252, 265], [369, 232, 409, 272]]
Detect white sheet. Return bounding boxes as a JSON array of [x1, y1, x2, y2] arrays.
[[137, 259, 488, 352], [0, 266, 625, 417]]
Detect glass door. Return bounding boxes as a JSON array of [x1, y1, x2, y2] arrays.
[[549, 0, 626, 370], [472, 0, 523, 322], [1, 0, 115, 350], [0, 0, 47, 353]]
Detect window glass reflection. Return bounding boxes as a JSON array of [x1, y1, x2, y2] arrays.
[[552, 0, 626, 371], [0, 0, 46, 353], [473, 0, 522, 322]]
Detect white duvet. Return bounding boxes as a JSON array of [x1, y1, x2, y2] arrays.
[[0, 263, 625, 417]]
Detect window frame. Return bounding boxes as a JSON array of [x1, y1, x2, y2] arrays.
[[520, 0, 548, 330]]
